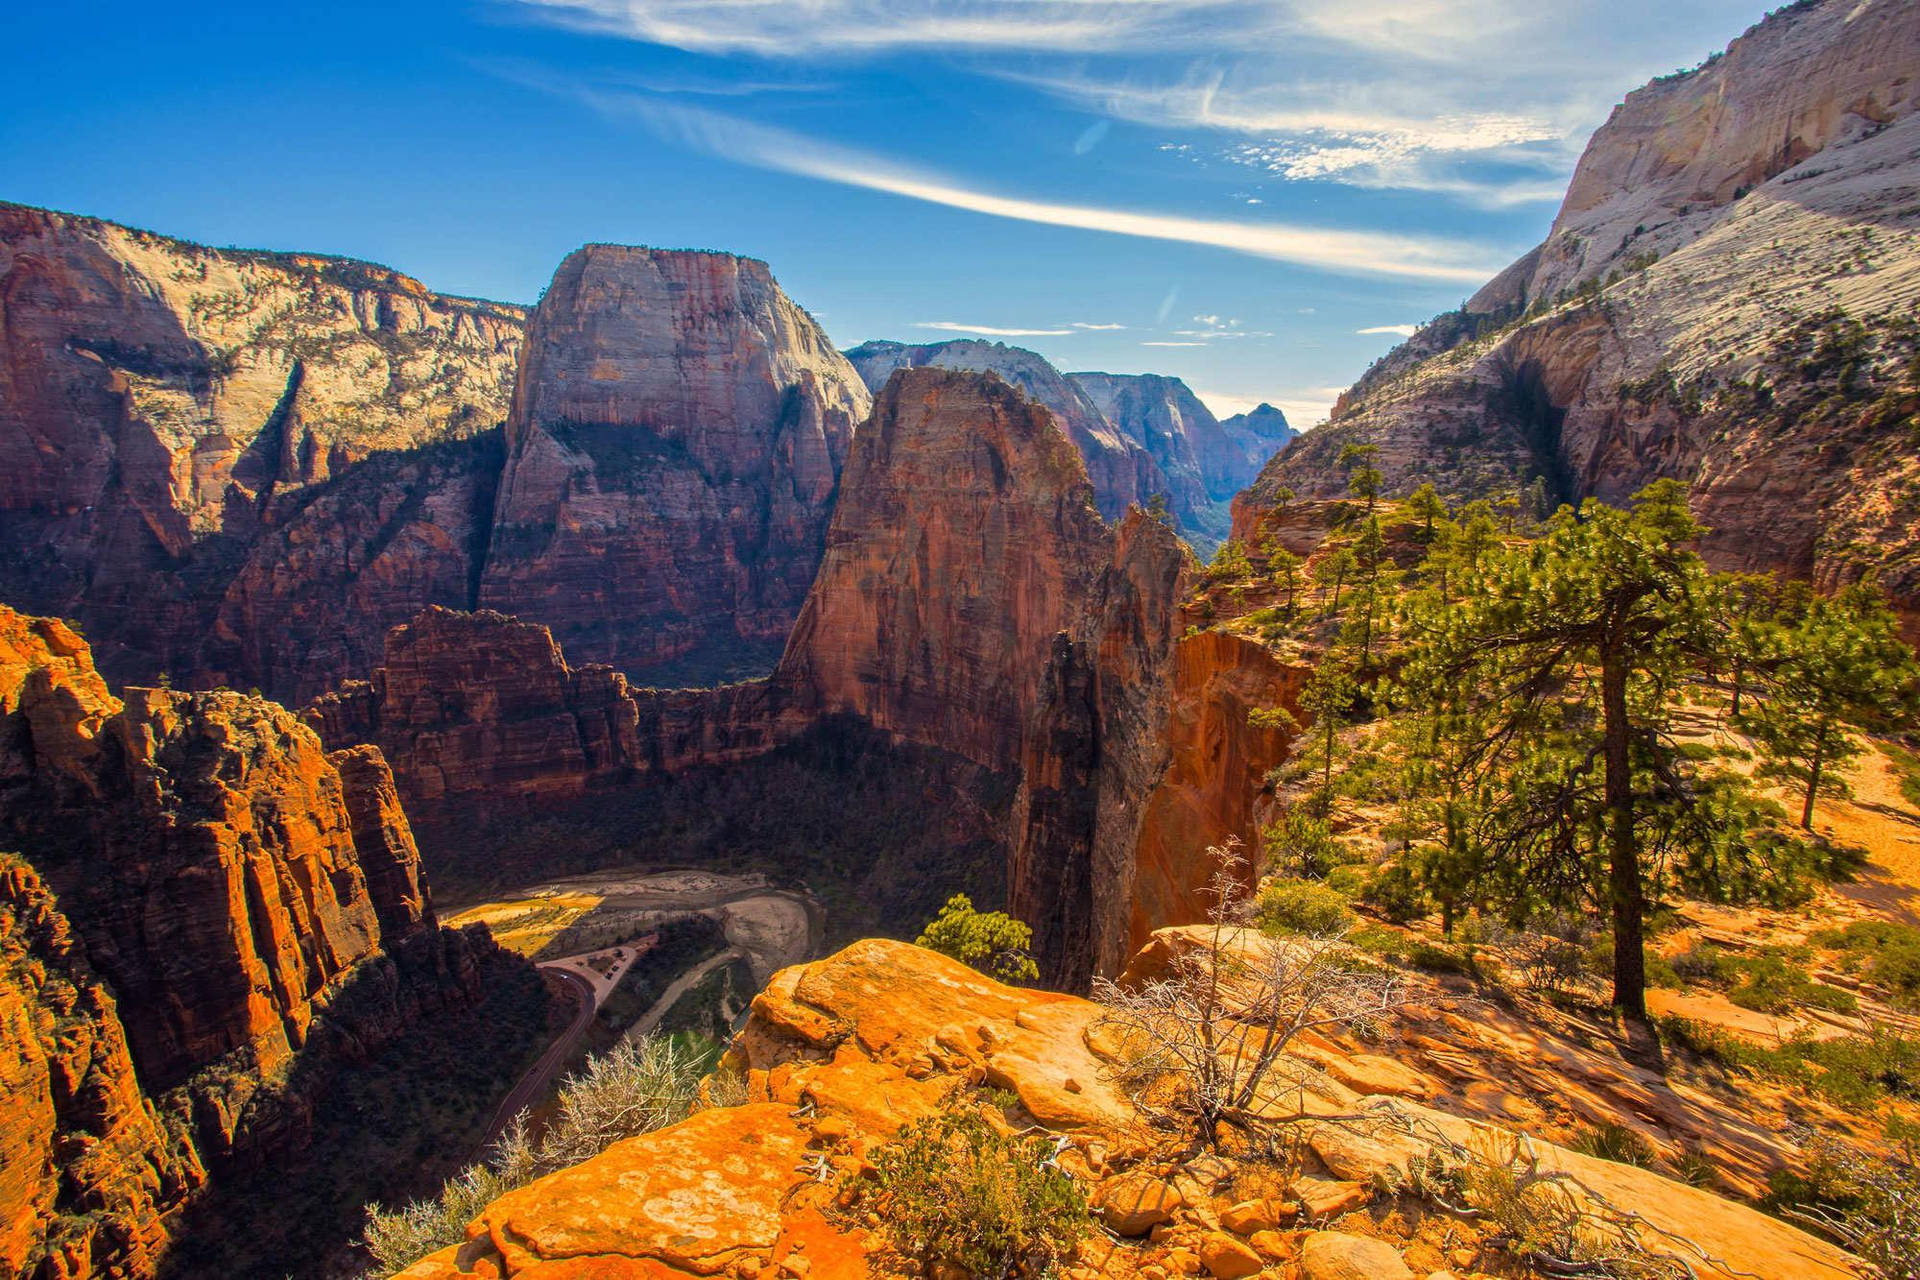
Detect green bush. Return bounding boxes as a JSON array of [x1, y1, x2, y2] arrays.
[[1360, 862, 1430, 924], [1255, 878, 1356, 936], [1725, 952, 1857, 1016], [844, 1105, 1090, 1278], [1814, 920, 1920, 1007], [917, 894, 1040, 984], [1571, 1121, 1659, 1169]]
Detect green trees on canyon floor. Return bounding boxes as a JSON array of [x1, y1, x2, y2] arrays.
[[1227, 480, 1920, 1020]]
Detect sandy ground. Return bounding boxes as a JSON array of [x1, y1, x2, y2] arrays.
[[446, 867, 822, 985]]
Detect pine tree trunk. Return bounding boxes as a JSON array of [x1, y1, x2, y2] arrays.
[[1801, 726, 1826, 831], [1602, 655, 1647, 1020]]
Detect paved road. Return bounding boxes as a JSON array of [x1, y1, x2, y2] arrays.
[[481, 967, 596, 1151], [620, 947, 745, 1046]]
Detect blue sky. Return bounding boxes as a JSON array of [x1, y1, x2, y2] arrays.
[[5, 0, 1769, 424]]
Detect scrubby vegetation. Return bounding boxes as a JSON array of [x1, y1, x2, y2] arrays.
[[839, 1098, 1091, 1278], [360, 1034, 724, 1275]]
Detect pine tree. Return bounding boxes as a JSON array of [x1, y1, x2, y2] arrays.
[[1397, 481, 1716, 1018], [1743, 581, 1920, 829]]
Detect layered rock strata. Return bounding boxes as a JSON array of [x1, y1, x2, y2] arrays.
[[1240, 0, 1920, 615], [1009, 518, 1304, 987], [777, 367, 1112, 771], [0, 202, 523, 699], [480, 246, 870, 680], [0, 603, 517, 1277]]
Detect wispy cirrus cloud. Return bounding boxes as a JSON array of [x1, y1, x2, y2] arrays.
[[1071, 321, 1128, 330], [916, 320, 1074, 336], [1357, 323, 1418, 336], [505, 0, 1244, 57], [617, 100, 1502, 283]]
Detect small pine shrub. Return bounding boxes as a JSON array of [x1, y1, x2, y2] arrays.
[[843, 1105, 1090, 1278], [1255, 878, 1356, 936]]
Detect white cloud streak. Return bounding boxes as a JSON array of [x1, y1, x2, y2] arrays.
[[625, 101, 1502, 284], [916, 321, 1074, 336], [1357, 323, 1418, 336]]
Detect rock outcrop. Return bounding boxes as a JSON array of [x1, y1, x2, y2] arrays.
[[305, 606, 782, 822], [399, 937, 1857, 1280], [1070, 372, 1255, 552], [480, 246, 870, 683], [1009, 524, 1304, 987], [0, 603, 536, 1278], [778, 367, 1112, 772], [0, 857, 201, 1280], [844, 338, 1163, 529], [1240, 0, 1920, 616], [0, 202, 523, 699]]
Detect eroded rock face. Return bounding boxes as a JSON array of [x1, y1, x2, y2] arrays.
[[0, 202, 523, 698], [0, 858, 202, 1280], [1218, 403, 1298, 471], [1070, 372, 1255, 553], [779, 367, 1111, 771], [844, 339, 1164, 528], [481, 246, 870, 683], [0, 603, 432, 1091], [1240, 0, 1920, 616], [1009, 527, 1302, 988], [305, 606, 783, 822]]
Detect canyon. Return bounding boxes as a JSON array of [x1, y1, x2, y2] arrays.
[[1, 1, 1917, 1277]]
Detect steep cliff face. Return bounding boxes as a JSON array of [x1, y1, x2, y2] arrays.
[[304, 606, 781, 823], [1008, 510, 1190, 987], [1008, 519, 1302, 988], [1070, 371, 1255, 553], [1242, 0, 1920, 613], [481, 246, 870, 684], [0, 605, 417, 1093], [0, 203, 523, 697], [0, 858, 201, 1280], [0, 603, 548, 1278], [844, 339, 1164, 529], [778, 367, 1112, 772], [1218, 402, 1298, 470]]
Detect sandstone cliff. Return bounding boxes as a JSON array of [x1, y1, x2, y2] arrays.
[[0, 203, 523, 699], [0, 603, 540, 1278], [0, 858, 201, 1280], [1240, 0, 1920, 615], [305, 606, 782, 823], [481, 246, 870, 683], [1009, 516, 1304, 987], [844, 339, 1165, 528], [777, 367, 1112, 772]]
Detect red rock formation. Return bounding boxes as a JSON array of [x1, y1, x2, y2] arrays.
[[304, 606, 783, 821], [1, 603, 431, 1091], [0, 202, 523, 699], [844, 339, 1165, 529], [1239, 0, 1920, 614], [1009, 516, 1303, 987], [778, 367, 1111, 771], [480, 246, 870, 683], [0, 858, 202, 1280], [1128, 631, 1304, 959]]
